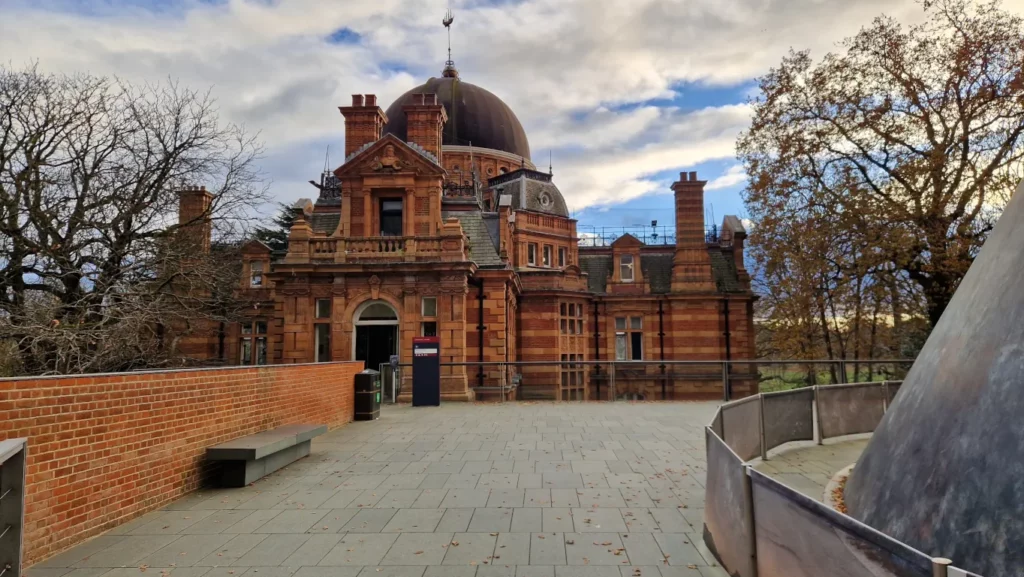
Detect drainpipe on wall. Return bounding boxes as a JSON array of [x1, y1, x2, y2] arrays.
[[217, 322, 225, 361], [722, 297, 732, 397], [593, 299, 601, 400], [470, 277, 485, 388], [658, 298, 666, 400]]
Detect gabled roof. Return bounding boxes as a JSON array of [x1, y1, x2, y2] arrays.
[[333, 133, 446, 179], [611, 234, 644, 249], [442, 210, 503, 267]]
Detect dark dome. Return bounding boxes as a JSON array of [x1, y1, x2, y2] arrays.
[[382, 76, 531, 161]]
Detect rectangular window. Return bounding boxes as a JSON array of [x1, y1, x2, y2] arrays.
[[315, 299, 331, 319], [543, 245, 552, 267], [315, 323, 331, 362], [614, 316, 643, 360], [240, 320, 268, 365], [422, 297, 437, 317], [528, 243, 537, 265], [250, 261, 264, 287], [560, 318, 567, 334], [380, 198, 403, 236], [620, 254, 635, 282], [558, 248, 566, 267], [561, 302, 585, 339], [421, 321, 437, 337]]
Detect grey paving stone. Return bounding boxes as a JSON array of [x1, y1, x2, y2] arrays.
[[619, 532, 664, 565], [234, 534, 308, 566], [619, 568, 666, 577], [411, 489, 448, 508], [196, 534, 268, 566], [440, 533, 497, 565], [281, 533, 344, 565], [305, 508, 359, 533], [564, 533, 627, 565], [621, 509, 660, 532], [647, 509, 692, 533], [549, 489, 581, 508], [140, 533, 233, 567], [23, 569, 72, 577], [541, 508, 574, 533], [341, 508, 398, 532], [350, 489, 386, 508], [376, 489, 422, 508], [273, 490, 336, 510], [494, 532, 530, 565], [487, 489, 525, 508], [185, 510, 255, 534], [576, 489, 627, 508], [651, 534, 704, 566], [659, 567, 702, 576], [542, 473, 582, 489], [291, 567, 361, 577], [524, 489, 551, 507], [510, 508, 542, 533], [319, 533, 399, 566], [130, 511, 214, 535], [440, 488, 490, 508], [381, 532, 454, 565], [224, 510, 283, 534], [417, 475, 451, 490], [516, 567, 555, 577], [234, 490, 297, 510], [253, 510, 329, 534], [476, 566, 516, 577], [382, 508, 445, 532], [529, 533, 565, 565], [338, 474, 387, 490], [619, 488, 656, 508], [424, 567, 476, 577], [435, 508, 474, 532], [444, 474, 481, 489], [76, 535, 180, 568], [240, 567, 298, 577], [36, 537, 126, 568], [356, 568, 426, 577], [462, 461, 493, 474], [467, 508, 513, 532], [572, 508, 627, 532], [555, 568, 622, 577], [319, 489, 363, 509]]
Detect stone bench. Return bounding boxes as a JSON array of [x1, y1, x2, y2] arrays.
[[206, 424, 327, 487]]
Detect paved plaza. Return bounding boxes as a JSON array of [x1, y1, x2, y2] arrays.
[[28, 402, 726, 577], [753, 437, 870, 502]]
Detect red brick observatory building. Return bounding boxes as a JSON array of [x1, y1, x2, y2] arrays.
[[179, 63, 756, 401]]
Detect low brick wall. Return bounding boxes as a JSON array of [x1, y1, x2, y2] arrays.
[[0, 361, 363, 566]]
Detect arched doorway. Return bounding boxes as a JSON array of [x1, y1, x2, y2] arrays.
[[353, 300, 399, 374]]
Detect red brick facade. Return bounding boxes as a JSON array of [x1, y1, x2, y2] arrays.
[[176, 73, 757, 401], [0, 362, 362, 565]]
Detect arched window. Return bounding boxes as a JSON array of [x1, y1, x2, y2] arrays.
[[357, 302, 398, 322]]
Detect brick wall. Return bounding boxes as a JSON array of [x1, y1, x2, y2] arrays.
[[0, 361, 363, 566]]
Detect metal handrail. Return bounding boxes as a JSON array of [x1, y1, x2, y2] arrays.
[[0, 439, 26, 577]]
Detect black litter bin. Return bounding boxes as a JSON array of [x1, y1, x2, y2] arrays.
[[354, 369, 381, 421]]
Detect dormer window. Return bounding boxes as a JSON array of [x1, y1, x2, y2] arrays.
[[250, 261, 264, 287], [620, 254, 635, 282]]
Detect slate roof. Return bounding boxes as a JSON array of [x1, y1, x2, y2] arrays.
[[640, 254, 674, 294], [579, 255, 612, 293], [311, 212, 340, 235], [579, 249, 745, 294], [442, 210, 504, 267]]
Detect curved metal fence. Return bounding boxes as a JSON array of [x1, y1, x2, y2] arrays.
[[703, 382, 980, 577]]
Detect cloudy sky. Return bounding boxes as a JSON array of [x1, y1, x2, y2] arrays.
[[2, 0, 1019, 231]]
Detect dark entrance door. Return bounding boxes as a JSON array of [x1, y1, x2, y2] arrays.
[[355, 325, 397, 372]]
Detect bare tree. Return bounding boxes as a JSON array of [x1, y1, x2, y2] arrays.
[[740, 0, 1024, 327], [0, 65, 266, 375]]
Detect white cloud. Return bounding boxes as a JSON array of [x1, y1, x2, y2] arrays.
[[2, 0, 1020, 213], [706, 165, 747, 191]]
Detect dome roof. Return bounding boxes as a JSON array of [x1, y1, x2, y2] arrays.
[[382, 76, 531, 161]]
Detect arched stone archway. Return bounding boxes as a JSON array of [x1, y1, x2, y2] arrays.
[[352, 299, 399, 374]]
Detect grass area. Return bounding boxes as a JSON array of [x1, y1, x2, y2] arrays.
[[757, 364, 911, 393]]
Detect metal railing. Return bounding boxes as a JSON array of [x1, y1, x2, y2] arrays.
[[0, 439, 26, 577], [372, 359, 914, 402], [704, 382, 978, 577]]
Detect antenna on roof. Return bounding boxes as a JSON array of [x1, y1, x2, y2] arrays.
[[548, 150, 553, 176], [323, 145, 330, 172], [442, 4, 458, 78]]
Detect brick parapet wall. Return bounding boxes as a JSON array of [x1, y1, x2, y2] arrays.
[[0, 361, 363, 566]]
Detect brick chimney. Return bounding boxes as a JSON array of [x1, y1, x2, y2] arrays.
[[178, 185, 213, 254], [671, 171, 714, 291], [339, 94, 388, 159], [403, 93, 448, 165]]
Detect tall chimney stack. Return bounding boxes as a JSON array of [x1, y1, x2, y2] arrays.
[[403, 93, 448, 165], [671, 171, 714, 291], [339, 94, 388, 159], [177, 185, 213, 254]]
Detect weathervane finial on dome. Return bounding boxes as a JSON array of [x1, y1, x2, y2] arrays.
[[442, 4, 459, 79]]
